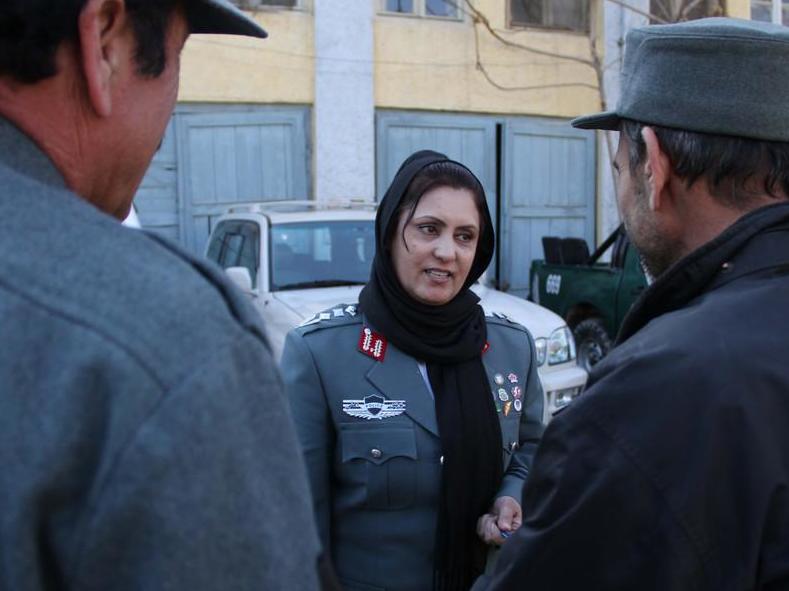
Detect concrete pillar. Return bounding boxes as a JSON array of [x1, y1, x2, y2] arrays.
[[598, 0, 650, 243], [313, 0, 376, 202], [773, 0, 783, 24]]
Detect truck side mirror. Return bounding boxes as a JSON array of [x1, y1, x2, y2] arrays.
[[225, 266, 254, 295]]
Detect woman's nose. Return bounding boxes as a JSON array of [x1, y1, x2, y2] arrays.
[[433, 235, 455, 260]]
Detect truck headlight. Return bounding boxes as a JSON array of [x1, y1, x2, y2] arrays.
[[547, 327, 576, 365], [534, 338, 547, 366], [552, 387, 582, 411]]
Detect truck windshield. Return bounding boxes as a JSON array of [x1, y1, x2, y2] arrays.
[[270, 221, 375, 291]]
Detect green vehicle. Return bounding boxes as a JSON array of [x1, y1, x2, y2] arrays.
[[529, 226, 648, 372]]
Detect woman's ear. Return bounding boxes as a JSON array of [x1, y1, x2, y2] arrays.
[[77, 0, 128, 118]]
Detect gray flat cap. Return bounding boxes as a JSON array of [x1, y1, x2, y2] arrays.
[[187, 0, 267, 38], [572, 18, 789, 142]]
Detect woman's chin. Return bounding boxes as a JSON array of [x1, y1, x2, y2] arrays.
[[411, 286, 459, 306]]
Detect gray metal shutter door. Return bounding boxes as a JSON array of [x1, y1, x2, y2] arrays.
[[376, 111, 498, 278], [501, 117, 595, 299], [177, 108, 309, 254]]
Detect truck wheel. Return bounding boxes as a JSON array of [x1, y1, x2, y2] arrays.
[[573, 318, 612, 372]]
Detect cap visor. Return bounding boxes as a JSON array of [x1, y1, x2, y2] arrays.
[[571, 111, 621, 131], [189, 0, 268, 38]]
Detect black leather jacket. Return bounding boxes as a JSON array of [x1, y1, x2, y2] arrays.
[[480, 202, 789, 591]]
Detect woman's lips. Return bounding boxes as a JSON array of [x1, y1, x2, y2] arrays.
[[425, 269, 452, 283]]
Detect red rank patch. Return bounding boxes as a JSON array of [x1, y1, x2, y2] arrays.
[[482, 341, 490, 355], [358, 327, 387, 361]]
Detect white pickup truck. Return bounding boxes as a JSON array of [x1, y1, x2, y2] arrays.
[[205, 201, 587, 419]]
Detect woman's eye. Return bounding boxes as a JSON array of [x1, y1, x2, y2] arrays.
[[457, 233, 474, 242], [418, 225, 438, 235]]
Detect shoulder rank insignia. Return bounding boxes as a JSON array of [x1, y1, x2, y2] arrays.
[[359, 327, 387, 361], [343, 394, 406, 420]]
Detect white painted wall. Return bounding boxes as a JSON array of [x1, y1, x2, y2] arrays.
[[599, 0, 650, 242], [313, 0, 376, 201]]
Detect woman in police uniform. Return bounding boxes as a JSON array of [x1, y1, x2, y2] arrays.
[[281, 150, 544, 591]]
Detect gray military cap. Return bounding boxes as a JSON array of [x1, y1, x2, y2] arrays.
[[187, 0, 268, 38], [572, 18, 789, 142]]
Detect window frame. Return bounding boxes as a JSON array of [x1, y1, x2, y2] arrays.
[[230, 0, 308, 12], [650, 0, 726, 23], [751, 0, 789, 24], [379, 0, 464, 22], [206, 220, 262, 289], [506, 0, 591, 34]]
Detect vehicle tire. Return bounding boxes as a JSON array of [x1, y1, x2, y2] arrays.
[[573, 318, 612, 373]]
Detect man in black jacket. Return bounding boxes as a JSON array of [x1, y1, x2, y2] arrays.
[[478, 18, 789, 591]]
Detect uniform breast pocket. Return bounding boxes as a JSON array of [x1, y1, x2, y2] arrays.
[[338, 425, 418, 510]]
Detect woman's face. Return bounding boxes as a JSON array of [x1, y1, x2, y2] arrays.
[[391, 186, 481, 306]]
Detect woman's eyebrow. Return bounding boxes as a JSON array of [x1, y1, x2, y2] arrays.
[[412, 215, 446, 226], [412, 216, 479, 232]]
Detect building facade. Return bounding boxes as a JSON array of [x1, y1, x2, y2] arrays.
[[135, 0, 749, 294]]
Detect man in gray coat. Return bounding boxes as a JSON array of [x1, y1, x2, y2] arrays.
[[0, 1, 323, 590]]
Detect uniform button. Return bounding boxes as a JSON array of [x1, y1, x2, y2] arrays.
[[510, 442, 519, 452], [370, 448, 383, 459], [440, 455, 444, 465]]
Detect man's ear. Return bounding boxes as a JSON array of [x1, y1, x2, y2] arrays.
[[77, 0, 128, 118], [641, 126, 671, 211]]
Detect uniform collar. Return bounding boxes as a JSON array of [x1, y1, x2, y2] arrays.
[[617, 202, 789, 344]]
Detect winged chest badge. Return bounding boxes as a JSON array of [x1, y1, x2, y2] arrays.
[[343, 394, 406, 421]]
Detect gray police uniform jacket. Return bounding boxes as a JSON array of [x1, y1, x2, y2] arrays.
[[0, 118, 321, 591], [281, 305, 545, 591]]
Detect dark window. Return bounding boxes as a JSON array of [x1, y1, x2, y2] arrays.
[[750, 0, 788, 24], [232, 0, 298, 9], [425, 0, 458, 17], [385, 0, 415, 13], [270, 221, 375, 291], [650, 0, 724, 22], [382, 0, 458, 18], [510, 0, 589, 32], [206, 221, 261, 286]]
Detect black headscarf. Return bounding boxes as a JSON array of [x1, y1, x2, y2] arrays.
[[359, 150, 503, 591]]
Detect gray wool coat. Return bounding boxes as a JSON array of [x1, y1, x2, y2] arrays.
[[0, 117, 321, 591]]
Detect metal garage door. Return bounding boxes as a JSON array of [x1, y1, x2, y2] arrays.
[[376, 111, 595, 298], [376, 111, 498, 275], [177, 108, 309, 253], [134, 105, 310, 254], [501, 117, 595, 299]]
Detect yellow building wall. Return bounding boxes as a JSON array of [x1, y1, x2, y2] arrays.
[[375, 1, 600, 118], [726, 0, 751, 18], [175, 1, 750, 109], [178, 8, 313, 104]]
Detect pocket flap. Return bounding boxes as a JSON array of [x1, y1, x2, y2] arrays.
[[340, 426, 417, 465]]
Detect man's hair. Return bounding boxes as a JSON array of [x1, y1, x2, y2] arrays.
[[621, 119, 789, 208], [0, 0, 180, 84]]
